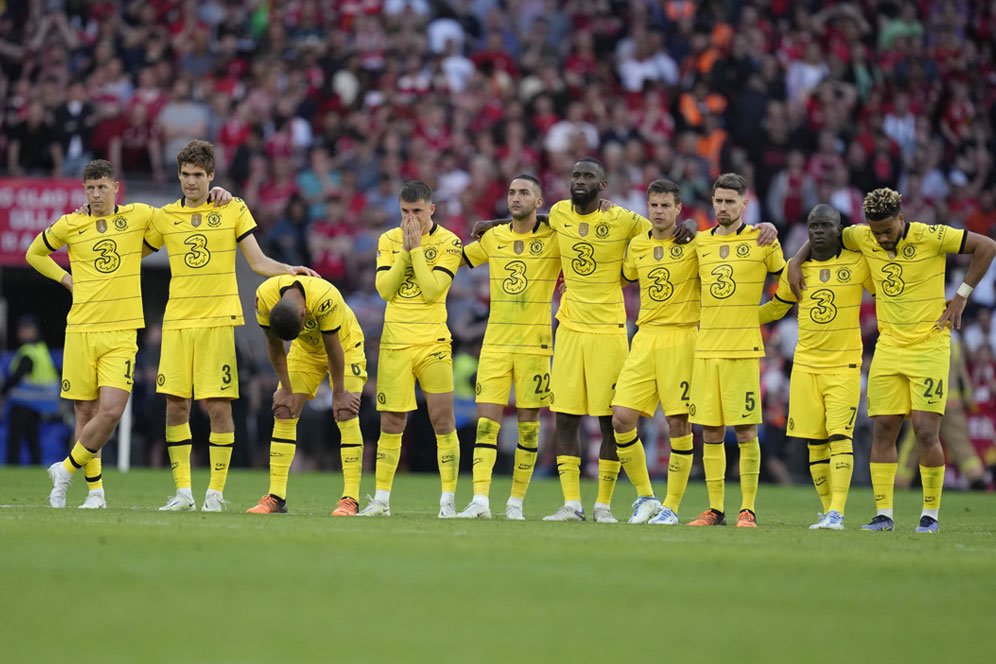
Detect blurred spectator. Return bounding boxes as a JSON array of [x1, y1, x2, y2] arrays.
[[156, 79, 209, 170], [53, 81, 97, 176], [2, 317, 60, 466], [7, 100, 63, 176]]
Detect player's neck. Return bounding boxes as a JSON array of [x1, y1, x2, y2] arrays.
[[572, 201, 599, 216], [511, 214, 536, 234], [811, 245, 839, 262], [650, 225, 673, 241], [184, 195, 209, 208], [714, 220, 744, 236]]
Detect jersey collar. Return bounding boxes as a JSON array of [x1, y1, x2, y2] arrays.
[[89, 205, 119, 217], [710, 221, 747, 235], [278, 281, 306, 298], [429, 222, 438, 235]]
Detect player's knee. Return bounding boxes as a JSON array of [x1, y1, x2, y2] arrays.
[[97, 400, 126, 422], [666, 416, 691, 438], [611, 412, 633, 433]]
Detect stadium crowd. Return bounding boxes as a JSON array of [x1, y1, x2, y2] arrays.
[[2, 0, 995, 487]]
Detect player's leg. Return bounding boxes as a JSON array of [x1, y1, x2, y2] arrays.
[[506, 407, 540, 520], [417, 343, 458, 517], [72, 400, 106, 508], [547, 328, 586, 520], [247, 392, 309, 514], [157, 328, 196, 510], [910, 410, 944, 533], [332, 351, 368, 516], [788, 370, 831, 518], [359, 346, 415, 516], [504, 353, 550, 518], [732, 424, 759, 528], [192, 328, 239, 511], [862, 344, 908, 530], [651, 414, 693, 525], [688, 357, 727, 526], [649, 329, 695, 524], [894, 423, 919, 489], [585, 333, 629, 520], [813, 371, 860, 529], [457, 351, 511, 518]]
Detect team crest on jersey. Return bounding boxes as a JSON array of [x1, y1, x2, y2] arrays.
[[579, 222, 589, 237], [595, 223, 610, 239], [62, 379, 70, 392], [514, 240, 524, 255], [530, 240, 544, 255], [736, 243, 750, 257], [902, 244, 916, 259], [719, 245, 729, 259], [207, 213, 222, 227], [96, 219, 107, 233], [788, 417, 794, 431], [191, 213, 202, 228], [669, 245, 683, 259], [820, 269, 830, 283], [654, 246, 664, 261], [837, 267, 852, 282], [425, 246, 438, 261], [113, 216, 127, 231]]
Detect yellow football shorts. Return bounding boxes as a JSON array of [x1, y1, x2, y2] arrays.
[[284, 340, 368, 398], [476, 348, 552, 409], [689, 356, 761, 427], [61, 330, 138, 400], [612, 326, 696, 417], [868, 337, 950, 417], [157, 326, 238, 400], [550, 327, 629, 417], [787, 366, 861, 440], [376, 342, 453, 412]]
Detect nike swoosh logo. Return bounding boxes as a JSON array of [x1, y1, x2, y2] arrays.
[[174, 220, 184, 225], [926, 399, 941, 405], [78, 228, 87, 234], [563, 224, 572, 228], [497, 245, 508, 249], [220, 385, 230, 391]]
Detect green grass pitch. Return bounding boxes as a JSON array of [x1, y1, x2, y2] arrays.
[[1, 467, 993, 663]]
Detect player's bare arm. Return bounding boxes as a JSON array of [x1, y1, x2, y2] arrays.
[[322, 331, 360, 421], [239, 233, 319, 277], [936, 231, 996, 330]]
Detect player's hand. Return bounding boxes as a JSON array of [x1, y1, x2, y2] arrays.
[[406, 218, 422, 249], [333, 389, 361, 421], [788, 259, 806, 299], [209, 187, 233, 206], [74, 203, 90, 215], [289, 264, 320, 277], [598, 198, 615, 211], [672, 218, 697, 244], [61, 273, 73, 293], [936, 295, 967, 330], [558, 281, 567, 295], [471, 219, 501, 239], [756, 222, 778, 246], [271, 387, 294, 418]]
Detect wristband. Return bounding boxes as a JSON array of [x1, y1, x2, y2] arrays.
[[956, 282, 973, 298]]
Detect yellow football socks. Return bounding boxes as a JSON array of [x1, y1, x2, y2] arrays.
[[615, 429, 654, 497], [437, 430, 460, 494], [702, 441, 726, 513], [375, 431, 403, 493], [63, 441, 96, 476], [829, 438, 853, 514], [207, 431, 234, 492], [472, 418, 500, 498], [84, 456, 103, 491], [870, 462, 897, 516], [739, 437, 760, 513], [510, 421, 539, 500], [920, 464, 944, 516], [808, 442, 832, 513], [165, 423, 192, 491], [664, 433, 693, 512], [596, 459, 621, 505], [338, 417, 363, 499], [268, 418, 298, 500], [556, 455, 582, 503]]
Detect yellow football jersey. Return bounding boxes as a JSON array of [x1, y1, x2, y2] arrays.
[[623, 232, 700, 328], [42, 203, 158, 332], [696, 224, 786, 358], [376, 223, 462, 348], [144, 198, 257, 330], [463, 221, 561, 355], [549, 200, 651, 334], [255, 275, 363, 357], [760, 249, 873, 370], [842, 222, 965, 347]]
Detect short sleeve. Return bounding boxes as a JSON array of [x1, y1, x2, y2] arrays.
[[841, 226, 859, 252], [437, 235, 463, 276], [765, 240, 786, 273], [548, 202, 566, 232], [315, 285, 345, 333], [627, 212, 652, 239], [255, 283, 273, 327], [234, 198, 258, 242], [622, 244, 638, 282], [773, 271, 796, 304], [144, 209, 164, 250], [462, 239, 488, 268], [43, 215, 69, 251], [932, 224, 966, 255]]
